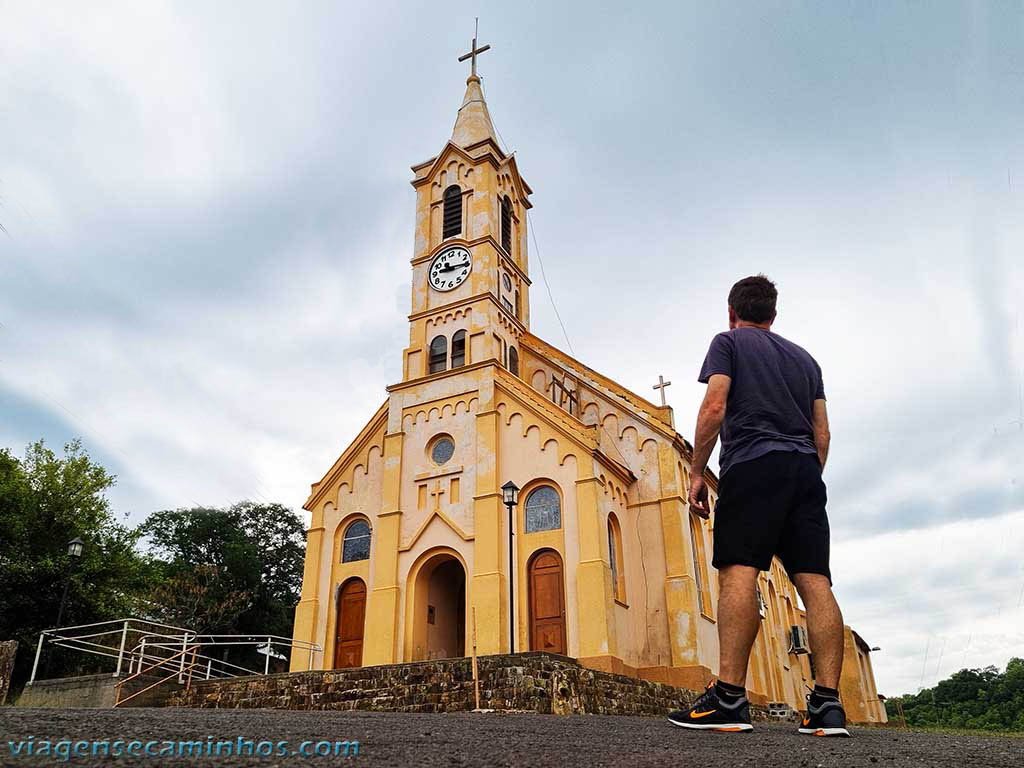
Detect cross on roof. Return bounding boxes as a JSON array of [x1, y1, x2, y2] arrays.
[[653, 375, 672, 407], [458, 18, 491, 77]]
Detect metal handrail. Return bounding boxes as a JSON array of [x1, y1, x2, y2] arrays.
[[114, 644, 201, 707], [127, 643, 261, 679], [41, 618, 193, 635], [29, 617, 322, 687]]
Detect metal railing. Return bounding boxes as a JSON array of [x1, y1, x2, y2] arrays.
[[114, 643, 203, 707], [28, 618, 321, 691]]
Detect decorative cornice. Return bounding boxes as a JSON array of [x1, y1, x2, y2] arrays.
[[304, 401, 389, 511], [387, 358, 493, 393], [494, 369, 635, 485], [410, 141, 503, 188]]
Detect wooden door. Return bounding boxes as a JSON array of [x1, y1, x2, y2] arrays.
[[529, 551, 566, 655], [334, 579, 365, 668]]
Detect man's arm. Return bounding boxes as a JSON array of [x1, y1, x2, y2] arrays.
[[812, 398, 830, 471], [688, 373, 731, 517]]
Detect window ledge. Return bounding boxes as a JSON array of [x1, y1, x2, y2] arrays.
[[414, 465, 464, 482], [699, 611, 717, 624]]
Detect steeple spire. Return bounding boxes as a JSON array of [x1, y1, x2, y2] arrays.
[[451, 21, 500, 148]]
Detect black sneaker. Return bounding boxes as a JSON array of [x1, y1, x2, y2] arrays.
[[798, 694, 851, 737], [668, 682, 753, 733]]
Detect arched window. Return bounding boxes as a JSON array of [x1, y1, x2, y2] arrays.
[[341, 519, 371, 563], [451, 329, 467, 368], [508, 346, 519, 376], [524, 485, 561, 533], [442, 185, 462, 239], [428, 335, 448, 374], [608, 513, 625, 602], [689, 513, 711, 616], [500, 195, 513, 253]]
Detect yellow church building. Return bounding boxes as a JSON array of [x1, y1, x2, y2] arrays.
[[290, 45, 886, 724]]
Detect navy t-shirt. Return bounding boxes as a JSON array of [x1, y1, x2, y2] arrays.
[[698, 327, 825, 476]]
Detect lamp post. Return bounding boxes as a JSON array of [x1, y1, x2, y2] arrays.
[[501, 481, 520, 654], [44, 537, 84, 678], [56, 537, 85, 628]]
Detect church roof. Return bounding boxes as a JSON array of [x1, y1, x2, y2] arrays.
[[451, 75, 500, 148]]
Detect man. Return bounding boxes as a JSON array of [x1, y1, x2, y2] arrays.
[[667, 275, 850, 737]]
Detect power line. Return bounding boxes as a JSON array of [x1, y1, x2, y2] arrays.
[[527, 210, 575, 356], [478, 78, 575, 357]]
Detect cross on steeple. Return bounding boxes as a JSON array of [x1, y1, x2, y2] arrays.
[[458, 18, 491, 77], [653, 375, 672, 407]]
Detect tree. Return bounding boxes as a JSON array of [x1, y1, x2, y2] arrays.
[[138, 501, 304, 639], [0, 440, 154, 687], [887, 659, 1024, 731]]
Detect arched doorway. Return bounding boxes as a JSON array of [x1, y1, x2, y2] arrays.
[[409, 551, 467, 661], [528, 549, 566, 655], [334, 578, 366, 669]]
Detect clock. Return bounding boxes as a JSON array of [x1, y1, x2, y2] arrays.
[[502, 273, 513, 292], [428, 246, 472, 292]]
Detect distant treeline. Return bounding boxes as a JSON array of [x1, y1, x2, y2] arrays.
[[887, 659, 1024, 731]]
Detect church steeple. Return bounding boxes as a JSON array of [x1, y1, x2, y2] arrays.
[[403, 29, 533, 384], [451, 75, 499, 148], [451, 25, 499, 148]]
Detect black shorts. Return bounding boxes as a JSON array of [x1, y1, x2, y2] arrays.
[[712, 449, 831, 583]]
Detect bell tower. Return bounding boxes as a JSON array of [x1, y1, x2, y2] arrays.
[[401, 32, 533, 383]]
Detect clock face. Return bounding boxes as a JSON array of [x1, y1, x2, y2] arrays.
[[502, 273, 513, 292], [428, 246, 472, 292]]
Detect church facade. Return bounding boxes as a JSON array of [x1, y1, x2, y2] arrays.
[[290, 54, 886, 723]]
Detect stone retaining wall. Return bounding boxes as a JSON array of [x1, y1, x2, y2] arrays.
[[16, 673, 175, 709], [167, 652, 698, 716]]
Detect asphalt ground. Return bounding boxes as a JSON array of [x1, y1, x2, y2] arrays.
[[1, 707, 1022, 767]]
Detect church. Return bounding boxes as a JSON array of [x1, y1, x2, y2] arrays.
[[289, 40, 886, 724]]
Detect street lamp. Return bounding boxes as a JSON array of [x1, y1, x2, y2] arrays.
[[44, 537, 84, 679], [56, 537, 85, 628], [501, 481, 520, 654]]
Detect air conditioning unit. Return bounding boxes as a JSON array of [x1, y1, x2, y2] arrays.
[[789, 625, 810, 654]]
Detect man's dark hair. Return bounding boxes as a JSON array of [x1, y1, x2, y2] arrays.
[[728, 275, 777, 323]]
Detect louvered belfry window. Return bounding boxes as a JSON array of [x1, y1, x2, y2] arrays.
[[500, 196, 513, 253], [442, 185, 462, 239], [428, 335, 448, 374], [451, 330, 467, 369]]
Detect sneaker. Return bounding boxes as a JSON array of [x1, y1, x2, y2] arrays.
[[798, 693, 851, 737], [668, 682, 753, 733]]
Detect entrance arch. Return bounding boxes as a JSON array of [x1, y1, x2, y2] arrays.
[[408, 550, 467, 661], [528, 549, 567, 655], [334, 577, 366, 669]]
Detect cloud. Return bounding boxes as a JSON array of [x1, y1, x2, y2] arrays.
[[2, 1, 1023, 695], [833, 509, 1024, 696]]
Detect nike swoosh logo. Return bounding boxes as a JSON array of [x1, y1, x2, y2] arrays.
[[803, 719, 810, 726], [691, 710, 717, 719]]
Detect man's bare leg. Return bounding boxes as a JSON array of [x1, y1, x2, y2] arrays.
[[792, 572, 844, 689], [717, 564, 762, 687]]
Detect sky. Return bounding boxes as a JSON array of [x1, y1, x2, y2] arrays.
[[2, 1, 1022, 698]]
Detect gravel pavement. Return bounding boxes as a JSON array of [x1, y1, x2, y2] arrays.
[[2, 707, 1022, 767]]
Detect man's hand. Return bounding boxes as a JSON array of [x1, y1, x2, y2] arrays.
[[812, 398, 830, 472], [689, 474, 710, 519]]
